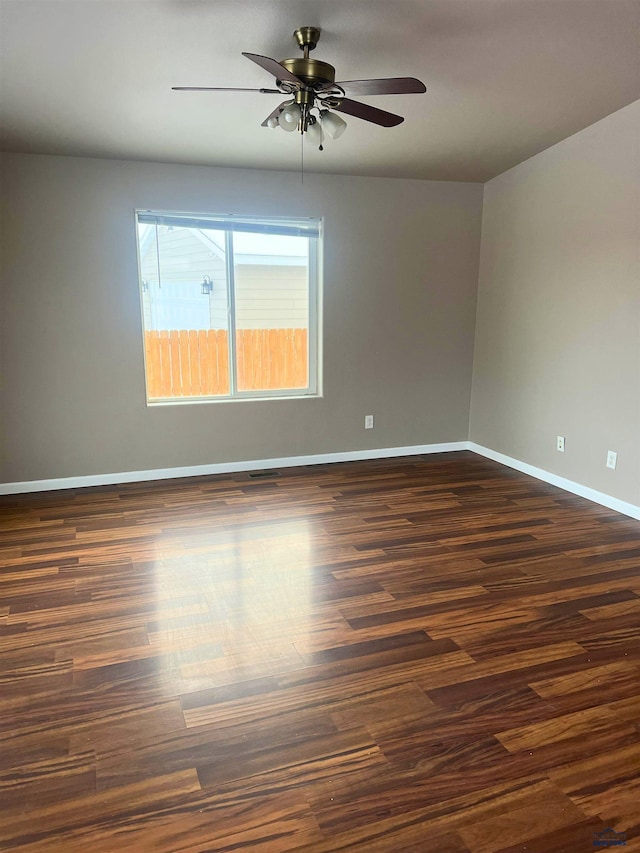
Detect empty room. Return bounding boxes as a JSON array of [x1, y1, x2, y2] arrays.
[[1, 1, 639, 850]]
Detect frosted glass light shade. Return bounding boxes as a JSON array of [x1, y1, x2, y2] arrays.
[[306, 120, 323, 147], [279, 104, 301, 132], [320, 110, 347, 139], [266, 115, 279, 129]]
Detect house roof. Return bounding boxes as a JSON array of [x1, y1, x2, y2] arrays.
[[138, 225, 307, 269]]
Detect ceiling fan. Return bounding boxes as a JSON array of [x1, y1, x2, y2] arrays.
[[173, 26, 426, 149]]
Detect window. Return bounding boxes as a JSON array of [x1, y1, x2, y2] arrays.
[[136, 210, 320, 403]]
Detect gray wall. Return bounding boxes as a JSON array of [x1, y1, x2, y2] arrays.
[[0, 153, 483, 482], [470, 101, 640, 506]]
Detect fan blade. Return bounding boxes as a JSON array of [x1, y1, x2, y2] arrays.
[[335, 77, 426, 96], [332, 98, 404, 127], [172, 87, 281, 93], [261, 101, 288, 127], [242, 53, 303, 85]]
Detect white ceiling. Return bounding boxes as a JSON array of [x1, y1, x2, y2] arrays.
[[1, 0, 638, 182]]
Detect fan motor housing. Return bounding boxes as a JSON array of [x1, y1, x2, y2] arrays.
[[280, 57, 336, 87]]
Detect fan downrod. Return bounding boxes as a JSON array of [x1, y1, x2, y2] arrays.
[[281, 27, 334, 87]]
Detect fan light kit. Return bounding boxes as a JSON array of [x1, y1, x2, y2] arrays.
[[173, 26, 426, 150]]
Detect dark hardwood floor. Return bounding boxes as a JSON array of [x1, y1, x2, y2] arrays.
[[1, 451, 639, 852]]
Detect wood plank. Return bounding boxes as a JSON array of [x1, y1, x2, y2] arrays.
[[1, 453, 639, 851]]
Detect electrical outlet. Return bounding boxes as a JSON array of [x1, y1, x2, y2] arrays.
[[606, 450, 617, 470], [557, 435, 565, 452], [364, 415, 374, 429]]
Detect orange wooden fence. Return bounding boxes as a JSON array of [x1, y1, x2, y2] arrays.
[[144, 329, 308, 398]]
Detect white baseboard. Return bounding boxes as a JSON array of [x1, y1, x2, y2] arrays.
[[469, 442, 640, 521], [0, 441, 469, 496], [3, 441, 639, 521]]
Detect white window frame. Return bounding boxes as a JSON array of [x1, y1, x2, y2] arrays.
[[135, 209, 322, 404]]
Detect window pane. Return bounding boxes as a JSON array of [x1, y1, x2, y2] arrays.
[[138, 223, 230, 398], [136, 211, 319, 402], [232, 232, 310, 392]]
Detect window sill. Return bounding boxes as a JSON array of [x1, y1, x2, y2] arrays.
[[146, 392, 322, 407]]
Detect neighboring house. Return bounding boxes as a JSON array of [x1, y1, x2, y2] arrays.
[[138, 225, 308, 331]]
